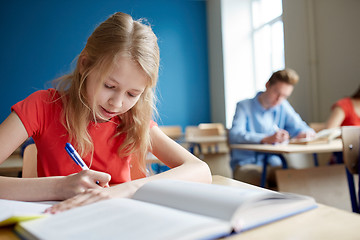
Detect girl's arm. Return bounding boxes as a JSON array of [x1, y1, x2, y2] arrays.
[[0, 112, 110, 201], [147, 125, 212, 181], [47, 125, 212, 212], [325, 107, 345, 129], [107, 125, 212, 198], [0, 112, 29, 161]]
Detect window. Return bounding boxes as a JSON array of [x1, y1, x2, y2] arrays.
[[222, 0, 284, 128]]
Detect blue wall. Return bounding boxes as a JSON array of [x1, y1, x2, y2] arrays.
[[0, 0, 210, 129]]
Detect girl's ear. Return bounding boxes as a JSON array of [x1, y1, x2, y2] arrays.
[[78, 55, 88, 75]]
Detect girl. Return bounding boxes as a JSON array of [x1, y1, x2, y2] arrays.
[[0, 12, 211, 211], [326, 85, 360, 128]]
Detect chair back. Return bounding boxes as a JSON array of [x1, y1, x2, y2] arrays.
[[198, 123, 225, 135], [341, 126, 360, 175], [158, 125, 183, 140], [185, 126, 221, 138], [22, 143, 38, 178]]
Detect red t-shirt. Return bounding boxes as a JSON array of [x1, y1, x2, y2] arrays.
[[12, 89, 156, 184], [333, 97, 360, 126]]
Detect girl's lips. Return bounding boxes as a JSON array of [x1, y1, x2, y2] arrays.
[[100, 106, 118, 119]]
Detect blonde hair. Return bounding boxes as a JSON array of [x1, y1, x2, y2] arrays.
[[268, 68, 299, 86], [54, 12, 160, 174]]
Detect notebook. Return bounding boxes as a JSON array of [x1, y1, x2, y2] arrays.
[[14, 179, 317, 240]]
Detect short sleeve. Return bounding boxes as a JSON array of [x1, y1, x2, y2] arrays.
[[11, 89, 59, 138], [332, 97, 350, 111]]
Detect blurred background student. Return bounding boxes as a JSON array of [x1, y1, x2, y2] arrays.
[[325, 84, 360, 164], [325, 85, 360, 128], [229, 69, 314, 187]]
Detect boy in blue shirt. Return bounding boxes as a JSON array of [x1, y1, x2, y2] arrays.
[[229, 69, 315, 186]]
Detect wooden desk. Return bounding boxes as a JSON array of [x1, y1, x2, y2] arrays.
[[186, 135, 232, 177], [230, 139, 343, 187], [0, 156, 23, 177], [186, 135, 227, 145], [1, 176, 360, 240], [186, 135, 227, 154], [0, 146, 23, 177], [212, 175, 360, 240], [230, 139, 343, 154]]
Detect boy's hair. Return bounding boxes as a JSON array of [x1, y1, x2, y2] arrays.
[[267, 68, 299, 86], [55, 12, 160, 174]]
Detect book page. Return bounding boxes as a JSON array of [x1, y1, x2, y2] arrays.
[[133, 179, 284, 222], [231, 192, 316, 231], [290, 127, 341, 144], [133, 180, 316, 232], [315, 128, 341, 140], [0, 199, 52, 226], [16, 198, 232, 240]]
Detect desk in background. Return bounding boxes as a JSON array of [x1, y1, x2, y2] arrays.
[[0, 146, 23, 177], [230, 139, 358, 212], [186, 135, 227, 154], [230, 139, 342, 155], [230, 139, 343, 187], [0, 156, 22, 177], [186, 135, 232, 178]]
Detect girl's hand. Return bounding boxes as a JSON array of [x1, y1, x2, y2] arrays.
[[47, 181, 138, 213], [46, 188, 112, 214], [56, 170, 111, 200]]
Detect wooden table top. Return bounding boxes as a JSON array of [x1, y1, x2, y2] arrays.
[[230, 139, 343, 154]]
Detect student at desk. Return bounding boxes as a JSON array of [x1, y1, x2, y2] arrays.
[[229, 69, 315, 186], [0, 12, 211, 212], [326, 85, 360, 128], [325, 85, 360, 165]]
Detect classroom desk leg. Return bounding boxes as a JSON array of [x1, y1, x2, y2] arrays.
[[260, 154, 269, 188], [189, 143, 201, 155], [278, 154, 288, 169], [346, 168, 359, 213], [358, 152, 360, 214], [312, 153, 319, 167], [189, 143, 195, 154], [358, 167, 360, 214], [337, 150, 359, 214], [260, 153, 288, 188]]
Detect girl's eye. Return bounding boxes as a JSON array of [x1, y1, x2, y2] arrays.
[[104, 83, 114, 89], [128, 92, 136, 97]]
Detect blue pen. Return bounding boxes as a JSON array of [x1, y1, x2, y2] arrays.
[[65, 143, 102, 185], [65, 143, 89, 170]]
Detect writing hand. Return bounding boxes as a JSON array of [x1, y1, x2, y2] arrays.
[[261, 129, 290, 144], [57, 170, 111, 200], [45, 188, 112, 214], [46, 181, 137, 214]]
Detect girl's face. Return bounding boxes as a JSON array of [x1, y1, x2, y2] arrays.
[[85, 56, 147, 122]]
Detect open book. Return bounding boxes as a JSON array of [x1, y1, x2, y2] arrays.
[[290, 127, 341, 145], [14, 179, 317, 240]]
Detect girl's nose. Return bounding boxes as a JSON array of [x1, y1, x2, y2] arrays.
[[108, 94, 123, 108]]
